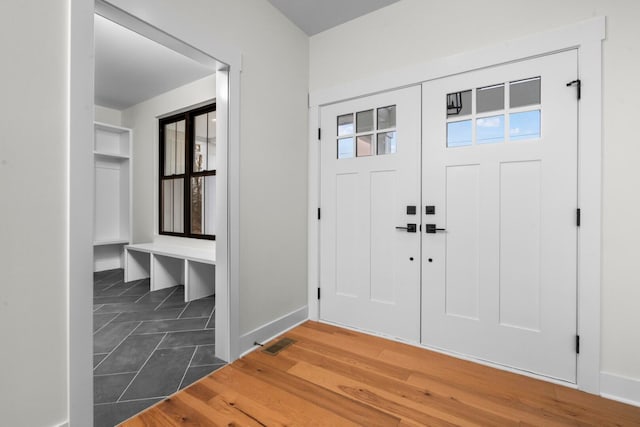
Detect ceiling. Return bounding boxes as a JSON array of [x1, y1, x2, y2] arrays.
[[94, 14, 213, 110], [95, 1, 400, 110], [267, 0, 401, 35]]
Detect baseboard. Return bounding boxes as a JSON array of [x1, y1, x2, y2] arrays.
[[56, 422, 69, 427], [600, 372, 640, 407], [238, 306, 308, 357]]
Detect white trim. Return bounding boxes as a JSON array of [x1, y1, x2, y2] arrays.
[[309, 17, 604, 108], [308, 16, 604, 393], [224, 58, 243, 361], [238, 306, 309, 357], [575, 39, 603, 394], [69, 0, 95, 425], [307, 104, 320, 321], [56, 422, 70, 427], [70, 2, 243, 425], [601, 372, 640, 408]]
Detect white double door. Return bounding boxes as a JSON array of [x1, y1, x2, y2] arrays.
[[320, 50, 578, 382]]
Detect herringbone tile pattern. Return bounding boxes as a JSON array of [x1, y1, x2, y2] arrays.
[[93, 269, 224, 427]]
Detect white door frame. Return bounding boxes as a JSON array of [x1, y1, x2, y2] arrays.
[[308, 17, 604, 394], [69, 1, 243, 425]]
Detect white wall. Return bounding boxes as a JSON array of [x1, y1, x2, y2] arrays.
[[122, 74, 216, 246], [310, 0, 640, 385], [95, 105, 123, 126], [111, 0, 310, 335], [0, 1, 70, 425]]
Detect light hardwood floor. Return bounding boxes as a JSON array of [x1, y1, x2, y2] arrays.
[[121, 321, 640, 426]]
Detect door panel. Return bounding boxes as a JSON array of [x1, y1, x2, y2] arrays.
[[320, 86, 421, 342], [422, 50, 578, 382]]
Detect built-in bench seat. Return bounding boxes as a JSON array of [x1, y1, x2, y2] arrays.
[[124, 243, 215, 302]]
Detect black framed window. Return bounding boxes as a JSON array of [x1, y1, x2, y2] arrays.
[[159, 103, 216, 240]]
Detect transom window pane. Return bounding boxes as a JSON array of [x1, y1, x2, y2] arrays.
[[510, 77, 541, 108], [377, 131, 397, 155], [356, 110, 374, 133], [377, 105, 396, 130], [337, 114, 354, 136], [447, 90, 472, 117], [477, 84, 504, 113]]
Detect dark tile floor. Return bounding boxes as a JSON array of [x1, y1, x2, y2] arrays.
[[93, 269, 225, 427]]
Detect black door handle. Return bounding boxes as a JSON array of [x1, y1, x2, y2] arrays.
[[425, 224, 446, 234], [395, 223, 417, 233]]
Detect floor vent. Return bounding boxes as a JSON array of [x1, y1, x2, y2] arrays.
[[262, 338, 296, 356]]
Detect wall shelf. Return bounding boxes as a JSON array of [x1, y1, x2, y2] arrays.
[[94, 122, 132, 272], [94, 150, 130, 160]]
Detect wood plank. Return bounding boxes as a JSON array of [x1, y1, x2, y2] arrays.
[[232, 357, 402, 426], [279, 342, 548, 426], [122, 321, 640, 426], [200, 368, 360, 426]]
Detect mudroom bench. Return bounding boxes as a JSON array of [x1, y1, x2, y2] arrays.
[[124, 243, 215, 302]]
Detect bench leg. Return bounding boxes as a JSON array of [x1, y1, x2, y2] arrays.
[[151, 254, 183, 292], [125, 249, 150, 283], [186, 260, 215, 302]]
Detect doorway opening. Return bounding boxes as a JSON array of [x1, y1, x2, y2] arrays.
[[84, 1, 236, 425]]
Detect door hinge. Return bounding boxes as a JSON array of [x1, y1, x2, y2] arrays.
[[576, 208, 581, 227], [317, 287, 321, 300], [317, 208, 321, 220], [567, 79, 581, 100], [318, 128, 321, 140], [576, 335, 580, 354]]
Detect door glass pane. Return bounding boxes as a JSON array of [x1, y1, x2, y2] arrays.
[[357, 134, 373, 157], [446, 90, 472, 117], [477, 84, 504, 113], [164, 122, 176, 175], [337, 137, 355, 159], [175, 120, 185, 174], [191, 177, 204, 235], [162, 180, 173, 232], [377, 105, 396, 130], [510, 110, 541, 141], [194, 114, 207, 172], [207, 111, 216, 171], [377, 131, 397, 155], [510, 77, 541, 108], [477, 115, 505, 144], [447, 120, 472, 147], [173, 178, 184, 233], [337, 114, 354, 136], [356, 110, 374, 133]]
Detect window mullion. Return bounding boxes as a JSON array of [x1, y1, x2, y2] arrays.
[[184, 112, 192, 236]]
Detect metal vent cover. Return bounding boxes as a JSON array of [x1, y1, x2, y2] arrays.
[[262, 338, 296, 356]]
